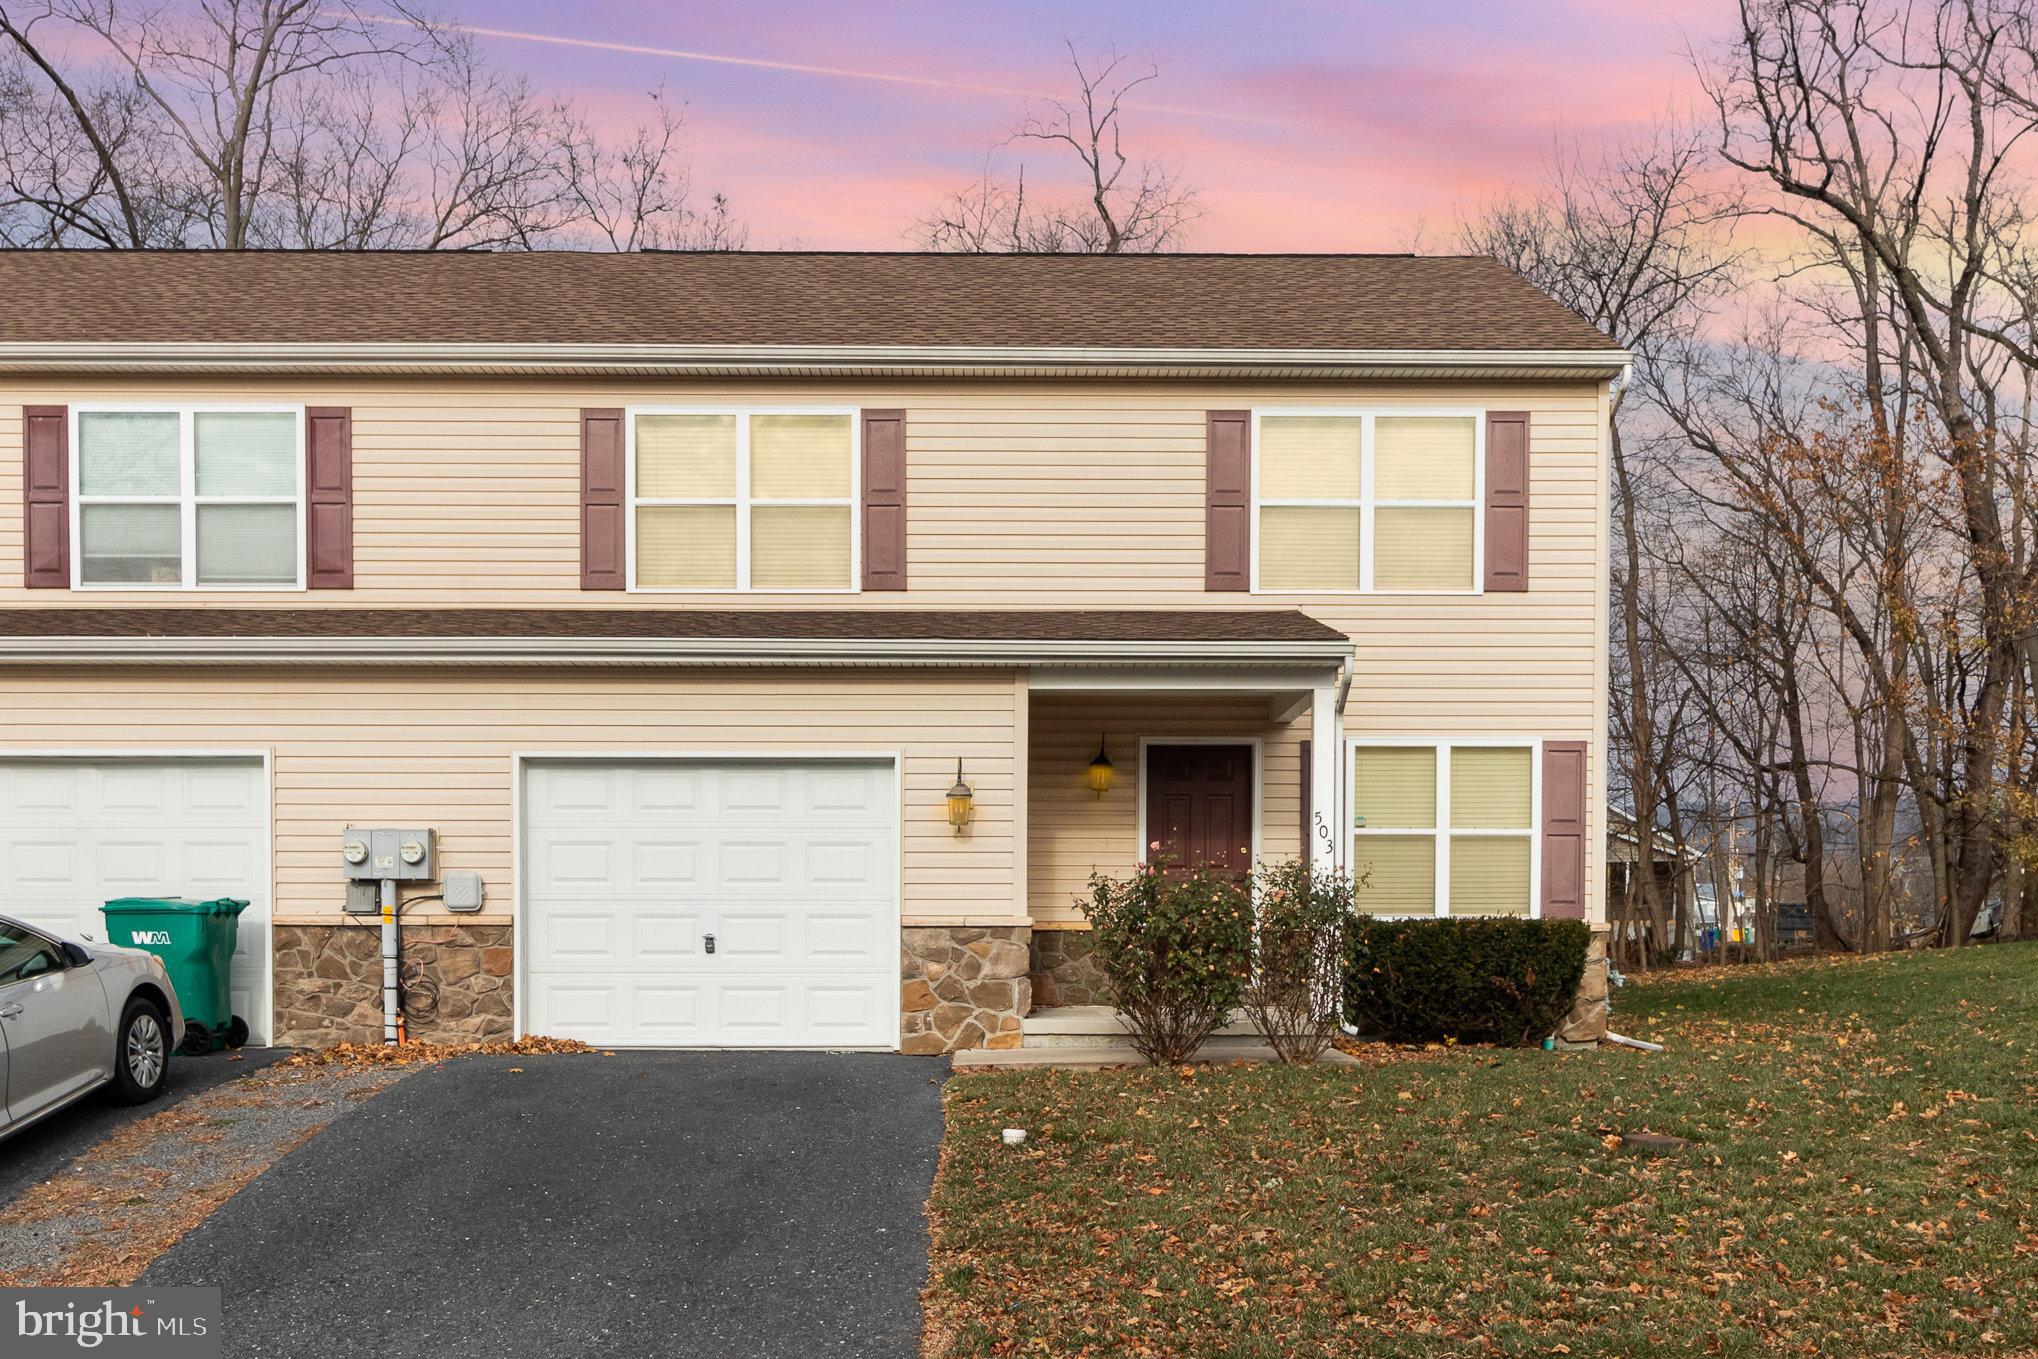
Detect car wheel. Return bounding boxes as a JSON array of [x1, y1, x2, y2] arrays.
[[112, 997, 170, 1104]]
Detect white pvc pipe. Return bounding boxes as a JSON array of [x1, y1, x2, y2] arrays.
[[1604, 1031, 1663, 1053], [380, 877, 400, 1045]]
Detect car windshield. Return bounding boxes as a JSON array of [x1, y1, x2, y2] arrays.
[[0, 921, 61, 983]]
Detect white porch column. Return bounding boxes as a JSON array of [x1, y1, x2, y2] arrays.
[[1309, 677, 1338, 872]]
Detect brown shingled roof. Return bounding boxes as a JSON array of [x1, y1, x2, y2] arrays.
[[0, 251, 1618, 352], [0, 608, 1349, 644]]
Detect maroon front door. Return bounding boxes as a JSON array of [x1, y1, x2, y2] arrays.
[[1144, 744, 1254, 874]]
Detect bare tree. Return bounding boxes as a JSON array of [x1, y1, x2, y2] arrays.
[[1701, 0, 2038, 945], [0, 0, 738, 251], [1459, 126, 1742, 964], [913, 40, 1199, 253]]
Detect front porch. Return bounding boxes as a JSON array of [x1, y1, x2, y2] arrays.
[[1024, 664, 1343, 1013], [900, 657, 1348, 1055]]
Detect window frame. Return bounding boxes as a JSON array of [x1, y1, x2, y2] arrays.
[[624, 404, 862, 594], [69, 403, 307, 592], [1346, 737, 1542, 919], [1250, 406, 1486, 596]]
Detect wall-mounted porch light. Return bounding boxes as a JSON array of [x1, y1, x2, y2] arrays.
[[947, 759, 976, 835], [1087, 736, 1115, 798]]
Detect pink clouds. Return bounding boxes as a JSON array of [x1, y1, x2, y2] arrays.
[[444, 0, 1733, 251]]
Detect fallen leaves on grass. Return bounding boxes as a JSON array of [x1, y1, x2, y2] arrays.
[[925, 943, 2038, 1359]]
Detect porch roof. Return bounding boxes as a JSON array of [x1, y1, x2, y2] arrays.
[[0, 607, 1354, 668]]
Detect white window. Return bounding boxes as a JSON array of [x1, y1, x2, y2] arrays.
[[1349, 740, 1539, 917], [627, 408, 859, 592], [1253, 410, 1482, 594], [72, 406, 304, 589]]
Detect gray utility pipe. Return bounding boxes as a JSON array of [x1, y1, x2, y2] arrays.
[[380, 878, 400, 1044]]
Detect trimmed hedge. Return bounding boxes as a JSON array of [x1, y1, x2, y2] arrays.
[[1343, 917, 1590, 1046]]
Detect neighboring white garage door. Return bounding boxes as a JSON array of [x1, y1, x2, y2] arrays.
[[0, 757, 271, 1045], [522, 759, 899, 1049]]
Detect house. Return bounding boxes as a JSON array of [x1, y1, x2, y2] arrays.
[[0, 251, 1624, 1053]]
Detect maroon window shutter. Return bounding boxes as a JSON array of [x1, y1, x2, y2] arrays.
[[1206, 410, 1250, 591], [1484, 410, 1530, 592], [22, 405, 68, 588], [304, 407, 354, 589], [861, 409, 907, 591], [580, 408, 625, 591], [1542, 740, 1589, 919], [1298, 739, 1312, 852]]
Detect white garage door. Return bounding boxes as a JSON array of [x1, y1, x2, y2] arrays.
[[522, 759, 899, 1049], [0, 757, 271, 1045]]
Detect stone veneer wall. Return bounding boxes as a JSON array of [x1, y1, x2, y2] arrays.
[[273, 923, 513, 1047], [1027, 928, 1108, 1009], [900, 926, 1031, 1053], [1557, 926, 1611, 1045]]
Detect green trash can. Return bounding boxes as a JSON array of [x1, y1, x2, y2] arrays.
[[101, 897, 250, 1054]]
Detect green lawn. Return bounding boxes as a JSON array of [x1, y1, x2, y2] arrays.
[[927, 945, 2038, 1358]]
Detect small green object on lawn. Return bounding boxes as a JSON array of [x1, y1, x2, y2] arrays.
[[101, 896, 250, 1054]]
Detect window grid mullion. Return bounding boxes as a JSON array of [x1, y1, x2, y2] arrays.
[[1359, 414, 1376, 593], [1433, 741, 1449, 917], [180, 409, 196, 587], [735, 414, 752, 590]]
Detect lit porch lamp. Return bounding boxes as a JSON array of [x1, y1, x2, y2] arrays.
[[1087, 736, 1115, 798], [946, 759, 976, 835]]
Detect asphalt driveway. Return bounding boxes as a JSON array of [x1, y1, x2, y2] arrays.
[[144, 1051, 948, 1358]]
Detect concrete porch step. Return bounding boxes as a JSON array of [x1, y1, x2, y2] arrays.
[[1022, 1004, 1258, 1049]]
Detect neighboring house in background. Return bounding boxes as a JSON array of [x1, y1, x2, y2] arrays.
[[1606, 806, 1703, 950], [0, 251, 1623, 1053]]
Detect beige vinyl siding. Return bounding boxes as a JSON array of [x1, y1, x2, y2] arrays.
[[1026, 693, 1306, 925], [0, 666, 1022, 927], [0, 375, 1608, 924]]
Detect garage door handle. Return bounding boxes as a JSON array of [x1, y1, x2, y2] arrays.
[[0, 1003, 20, 1019], [703, 933, 715, 955]]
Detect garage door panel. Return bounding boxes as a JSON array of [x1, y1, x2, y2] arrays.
[[528, 837, 624, 890], [635, 985, 705, 1037], [0, 759, 270, 1046], [99, 767, 178, 814], [804, 765, 885, 814], [531, 979, 617, 1031], [530, 767, 617, 819], [632, 913, 703, 958], [9, 839, 81, 886], [185, 766, 261, 813], [716, 912, 788, 959], [93, 839, 175, 891], [633, 841, 704, 886], [806, 913, 883, 961], [4, 765, 83, 817], [631, 768, 703, 814], [808, 986, 886, 1034], [808, 840, 878, 885], [719, 769, 790, 815], [719, 840, 790, 886], [542, 911, 619, 962], [523, 759, 897, 1049]]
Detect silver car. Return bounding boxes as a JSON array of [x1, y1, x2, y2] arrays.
[[0, 912, 184, 1140]]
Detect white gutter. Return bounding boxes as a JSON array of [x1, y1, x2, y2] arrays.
[[0, 634, 1357, 667], [0, 341, 1634, 379]]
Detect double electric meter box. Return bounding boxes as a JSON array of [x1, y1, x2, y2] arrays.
[[341, 827, 436, 882]]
